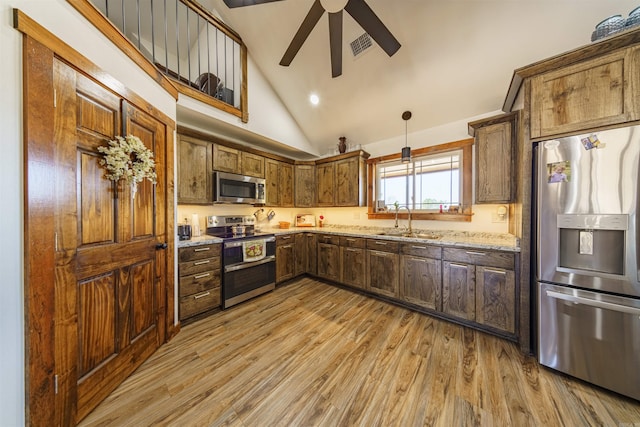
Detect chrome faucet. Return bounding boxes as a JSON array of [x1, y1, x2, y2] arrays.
[[394, 205, 412, 235]]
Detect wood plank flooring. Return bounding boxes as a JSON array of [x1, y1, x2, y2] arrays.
[[79, 277, 640, 426]]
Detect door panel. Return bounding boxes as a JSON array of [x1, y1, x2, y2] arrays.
[[131, 260, 155, 338], [79, 150, 115, 245]]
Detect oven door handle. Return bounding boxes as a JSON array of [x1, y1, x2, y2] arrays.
[[224, 236, 276, 249], [224, 255, 275, 273], [545, 290, 640, 315]]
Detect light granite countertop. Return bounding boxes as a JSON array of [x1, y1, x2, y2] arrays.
[[177, 225, 520, 252]]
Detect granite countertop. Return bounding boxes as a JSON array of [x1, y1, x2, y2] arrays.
[[177, 225, 520, 252]]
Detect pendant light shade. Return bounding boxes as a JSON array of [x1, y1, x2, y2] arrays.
[[401, 110, 412, 163]]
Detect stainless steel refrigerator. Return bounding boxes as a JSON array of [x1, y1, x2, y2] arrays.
[[536, 125, 640, 401]]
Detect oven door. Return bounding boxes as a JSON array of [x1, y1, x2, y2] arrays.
[[538, 282, 640, 400], [222, 257, 275, 308]]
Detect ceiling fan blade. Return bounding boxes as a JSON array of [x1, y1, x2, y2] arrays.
[[280, 0, 325, 66], [223, 0, 284, 8], [344, 0, 401, 57], [329, 11, 343, 77]]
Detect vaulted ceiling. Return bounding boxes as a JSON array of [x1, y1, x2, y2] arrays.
[[199, 0, 638, 156]]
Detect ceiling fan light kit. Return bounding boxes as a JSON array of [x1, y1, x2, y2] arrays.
[[224, 0, 401, 77]]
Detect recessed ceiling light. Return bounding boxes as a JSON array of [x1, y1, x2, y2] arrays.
[[309, 94, 320, 105]]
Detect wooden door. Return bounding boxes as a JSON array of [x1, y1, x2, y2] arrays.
[[341, 247, 366, 289], [367, 250, 399, 298], [294, 164, 316, 207], [476, 121, 513, 203], [177, 135, 210, 204], [241, 151, 265, 178], [317, 243, 340, 281], [335, 157, 359, 206], [265, 158, 279, 206], [212, 144, 241, 173], [442, 261, 475, 321], [279, 162, 294, 207], [54, 60, 167, 422], [475, 266, 516, 334]]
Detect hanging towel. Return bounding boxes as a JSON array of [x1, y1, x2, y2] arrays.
[[242, 239, 266, 262]]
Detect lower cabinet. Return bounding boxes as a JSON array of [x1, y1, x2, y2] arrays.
[[178, 243, 221, 322], [340, 237, 366, 289], [317, 234, 341, 282], [400, 243, 442, 311], [276, 234, 296, 283], [366, 239, 400, 298], [442, 247, 517, 335], [295, 232, 317, 276]]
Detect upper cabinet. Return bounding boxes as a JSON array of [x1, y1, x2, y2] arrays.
[[316, 151, 368, 207], [530, 47, 640, 139], [241, 152, 265, 178], [177, 135, 211, 204], [295, 164, 316, 207], [212, 144, 241, 174], [469, 112, 516, 204], [265, 158, 294, 207]]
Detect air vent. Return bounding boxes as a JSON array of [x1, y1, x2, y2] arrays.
[[350, 33, 373, 57]]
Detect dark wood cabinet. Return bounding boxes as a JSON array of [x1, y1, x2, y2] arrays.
[[366, 239, 399, 298], [276, 234, 295, 283], [442, 247, 517, 334], [178, 243, 221, 321], [266, 158, 294, 207], [315, 152, 367, 207], [340, 237, 366, 289], [177, 135, 211, 204], [317, 234, 341, 282], [442, 261, 475, 321], [294, 164, 316, 207], [469, 113, 516, 204], [400, 243, 442, 311], [241, 151, 265, 178], [316, 162, 335, 207], [295, 232, 317, 276]]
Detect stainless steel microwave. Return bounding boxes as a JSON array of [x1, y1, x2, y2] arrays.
[[213, 172, 266, 204]]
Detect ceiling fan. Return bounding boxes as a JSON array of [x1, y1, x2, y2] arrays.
[[222, 0, 401, 78]]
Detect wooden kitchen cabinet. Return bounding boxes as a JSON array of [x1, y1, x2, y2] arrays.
[[316, 162, 335, 207], [276, 234, 295, 283], [177, 135, 211, 204], [340, 236, 366, 290], [212, 144, 241, 174], [178, 243, 221, 322], [315, 152, 368, 207], [530, 47, 640, 139], [241, 151, 265, 178], [265, 158, 294, 207], [294, 164, 316, 207], [295, 232, 317, 276], [442, 247, 517, 334], [366, 239, 400, 298], [469, 113, 516, 204], [317, 234, 341, 282], [400, 243, 442, 311]]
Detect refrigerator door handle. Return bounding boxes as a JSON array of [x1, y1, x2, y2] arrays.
[[545, 290, 640, 316]]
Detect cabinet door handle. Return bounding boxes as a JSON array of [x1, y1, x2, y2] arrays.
[[483, 268, 506, 275], [346, 238, 356, 242], [281, 236, 292, 240], [194, 272, 211, 279], [373, 251, 392, 257], [283, 244, 294, 249], [375, 241, 387, 246], [346, 248, 359, 252], [409, 257, 427, 263], [194, 247, 211, 252], [194, 291, 211, 299], [411, 245, 427, 250], [194, 260, 210, 266], [465, 251, 485, 256], [449, 262, 467, 268]]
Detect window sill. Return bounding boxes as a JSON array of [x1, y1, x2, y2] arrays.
[[367, 212, 473, 222]]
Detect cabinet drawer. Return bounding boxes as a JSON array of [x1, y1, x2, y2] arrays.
[[178, 257, 220, 276], [276, 234, 295, 245], [340, 236, 365, 248], [179, 244, 221, 262], [443, 247, 514, 269], [180, 287, 221, 319], [179, 270, 221, 297], [366, 239, 399, 253], [401, 243, 442, 259], [317, 234, 340, 245]]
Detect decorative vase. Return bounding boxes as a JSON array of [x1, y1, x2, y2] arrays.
[[338, 136, 347, 154]]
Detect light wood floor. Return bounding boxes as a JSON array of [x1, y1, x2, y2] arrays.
[[80, 277, 640, 426]]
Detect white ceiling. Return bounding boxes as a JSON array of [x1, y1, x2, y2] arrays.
[[195, 0, 639, 156]]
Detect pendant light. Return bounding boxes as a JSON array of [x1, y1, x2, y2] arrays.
[[401, 110, 412, 163]]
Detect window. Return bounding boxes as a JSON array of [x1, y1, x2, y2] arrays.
[[367, 138, 473, 221]]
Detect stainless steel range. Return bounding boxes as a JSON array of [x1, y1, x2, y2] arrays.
[[206, 215, 276, 309]]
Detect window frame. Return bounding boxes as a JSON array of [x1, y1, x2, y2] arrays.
[[367, 138, 474, 222]]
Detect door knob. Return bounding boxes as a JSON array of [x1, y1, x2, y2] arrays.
[[156, 243, 168, 250]]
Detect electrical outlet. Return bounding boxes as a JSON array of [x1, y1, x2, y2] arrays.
[[492, 213, 507, 223]]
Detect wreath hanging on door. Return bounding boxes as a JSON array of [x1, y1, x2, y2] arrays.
[[98, 135, 157, 196]]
